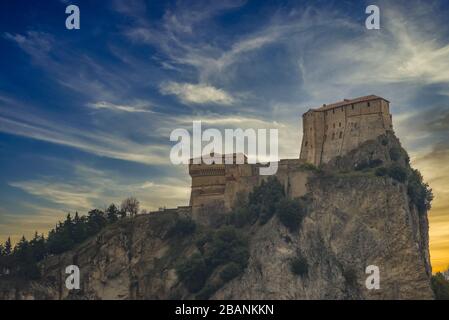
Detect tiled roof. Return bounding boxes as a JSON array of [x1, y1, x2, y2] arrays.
[[312, 95, 389, 112]]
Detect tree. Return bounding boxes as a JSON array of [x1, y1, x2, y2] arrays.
[[387, 164, 408, 183], [106, 204, 119, 223], [4, 237, 12, 255], [291, 255, 308, 276], [29, 232, 46, 261], [121, 197, 140, 217], [276, 198, 305, 232], [87, 209, 107, 235], [407, 168, 433, 214], [72, 212, 87, 243], [248, 177, 285, 224], [432, 273, 449, 300]]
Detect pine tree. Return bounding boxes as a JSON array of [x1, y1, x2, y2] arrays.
[[30, 232, 46, 261], [106, 204, 119, 223], [87, 209, 107, 236], [4, 237, 12, 255], [72, 212, 87, 243]]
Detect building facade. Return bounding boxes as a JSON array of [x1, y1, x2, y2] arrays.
[[299, 95, 393, 165]]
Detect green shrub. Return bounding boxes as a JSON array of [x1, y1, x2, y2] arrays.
[[290, 255, 308, 276], [179, 226, 249, 296], [204, 226, 249, 268], [167, 217, 196, 238], [176, 253, 211, 293], [276, 198, 306, 232], [387, 164, 408, 182], [195, 231, 213, 254], [220, 262, 243, 282], [389, 147, 402, 161], [248, 177, 285, 225], [431, 273, 449, 300], [228, 206, 254, 228], [407, 169, 433, 214], [355, 159, 383, 171], [375, 167, 388, 177], [380, 135, 389, 146]]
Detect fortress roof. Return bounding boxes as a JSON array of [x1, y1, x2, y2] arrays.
[[312, 95, 389, 112]]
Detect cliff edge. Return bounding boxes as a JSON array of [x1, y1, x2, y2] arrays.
[[0, 133, 434, 299]]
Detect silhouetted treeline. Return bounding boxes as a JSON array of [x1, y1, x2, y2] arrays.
[[0, 198, 140, 280]]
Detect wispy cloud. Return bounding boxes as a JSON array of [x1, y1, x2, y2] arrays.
[[0, 97, 169, 165], [8, 163, 190, 217], [87, 101, 154, 113], [160, 82, 235, 105]]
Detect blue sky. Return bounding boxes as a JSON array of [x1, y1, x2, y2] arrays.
[[1, 0, 449, 270]]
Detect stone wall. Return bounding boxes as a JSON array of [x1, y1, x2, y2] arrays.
[[188, 159, 310, 225], [300, 96, 393, 166]]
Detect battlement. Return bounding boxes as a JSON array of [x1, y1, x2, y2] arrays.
[[299, 95, 393, 165]]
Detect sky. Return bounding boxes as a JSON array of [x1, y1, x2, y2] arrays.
[[0, 0, 448, 272]]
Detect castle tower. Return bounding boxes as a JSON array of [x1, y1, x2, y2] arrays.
[[188, 153, 256, 216], [300, 95, 393, 166]]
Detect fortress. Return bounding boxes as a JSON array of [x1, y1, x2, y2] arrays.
[[299, 95, 392, 165], [169, 95, 393, 224]]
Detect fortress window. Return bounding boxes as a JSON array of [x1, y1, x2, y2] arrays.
[[367, 102, 371, 107], [305, 141, 308, 146], [333, 109, 335, 114], [351, 104, 354, 110], [339, 122, 341, 127], [339, 132, 343, 139], [342, 108, 344, 112]]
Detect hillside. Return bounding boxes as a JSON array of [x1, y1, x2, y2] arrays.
[[0, 133, 434, 299]]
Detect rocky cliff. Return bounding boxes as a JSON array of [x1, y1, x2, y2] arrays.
[[0, 133, 434, 299]]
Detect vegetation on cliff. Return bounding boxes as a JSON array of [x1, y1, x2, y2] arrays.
[[175, 177, 309, 299], [324, 133, 433, 216], [0, 198, 140, 280], [176, 225, 249, 299], [431, 273, 449, 300], [227, 177, 308, 232]]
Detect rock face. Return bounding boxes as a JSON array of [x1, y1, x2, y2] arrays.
[[0, 134, 433, 299], [214, 176, 432, 299]]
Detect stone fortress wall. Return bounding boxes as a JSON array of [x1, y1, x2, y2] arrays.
[[160, 95, 394, 223], [300, 95, 393, 165]]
